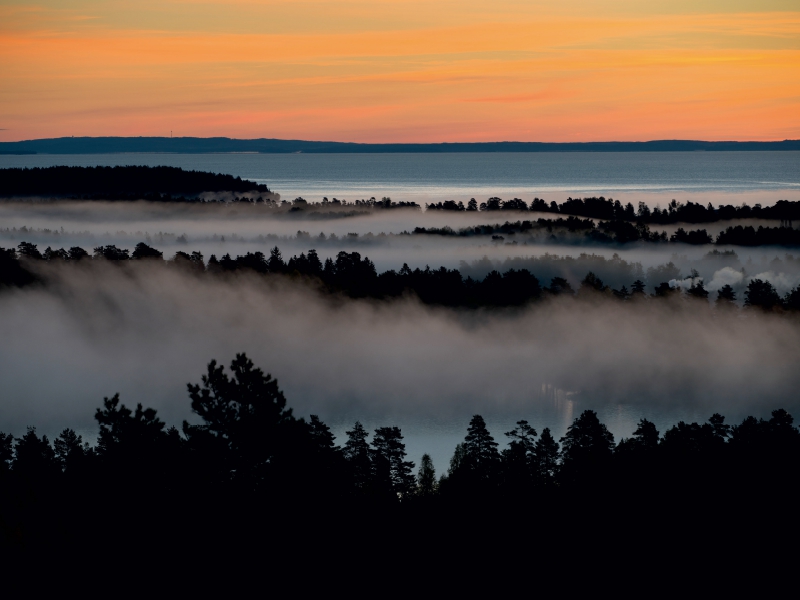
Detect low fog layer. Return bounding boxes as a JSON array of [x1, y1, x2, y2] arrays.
[[3, 200, 800, 294], [2, 263, 798, 453]]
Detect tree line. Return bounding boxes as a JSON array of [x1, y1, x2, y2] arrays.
[[2, 353, 799, 548], [3, 241, 800, 311], [0, 166, 271, 199], [426, 195, 800, 225], [415, 217, 800, 247]]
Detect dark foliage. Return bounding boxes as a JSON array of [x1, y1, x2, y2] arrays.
[[427, 194, 800, 226], [2, 353, 800, 561], [716, 224, 800, 247], [5, 240, 800, 313], [744, 279, 782, 310], [0, 165, 269, 198]]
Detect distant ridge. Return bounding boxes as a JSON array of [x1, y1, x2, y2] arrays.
[[1, 137, 799, 154]]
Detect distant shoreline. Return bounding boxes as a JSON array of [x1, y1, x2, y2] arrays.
[[1, 137, 799, 154]]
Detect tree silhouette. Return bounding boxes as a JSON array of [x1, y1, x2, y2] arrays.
[[132, 242, 163, 260], [784, 285, 800, 311], [183, 354, 301, 489], [53, 428, 90, 473], [560, 410, 615, 486], [0, 432, 13, 474], [343, 421, 372, 491], [579, 271, 607, 294], [630, 279, 646, 296], [416, 453, 438, 497], [371, 426, 416, 499], [17, 242, 42, 260], [745, 279, 782, 310], [533, 428, 560, 485], [13, 427, 57, 480], [501, 420, 538, 493], [716, 284, 737, 307], [451, 415, 501, 492], [687, 280, 709, 300], [267, 246, 285, 273], [548, 277, 574, 296]]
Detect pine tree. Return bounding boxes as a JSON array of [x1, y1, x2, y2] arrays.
[[463, 415, 500, 484], [560, 410, 615, 486], [533, 428, 560, 485], [182, 354, 298, 487], [716, 284, 737, 308], [416, 453, 438, 497], [53, 428, 89, 472], [343, 421, 372, 490], [13, 427, 57, 479], [371, 426, 416, 498], [502, 420, 538, 491], [267, 246, 285, 273]]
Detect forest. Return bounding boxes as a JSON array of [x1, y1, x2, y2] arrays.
[[426, 195, 800, 225], [2, 167, 798, 230], [0, 166, 271, 199], [415, 216, 800, 246], [3, 240, 800, 311], [2, 352, 799, 549]]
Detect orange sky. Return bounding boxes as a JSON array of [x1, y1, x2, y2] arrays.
[[1, 0, 799, 142]]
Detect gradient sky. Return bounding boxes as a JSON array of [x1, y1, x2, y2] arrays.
[[1, 0, 798, 142]]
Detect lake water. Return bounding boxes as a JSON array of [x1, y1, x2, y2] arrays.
[[2, 151, 799, 207]]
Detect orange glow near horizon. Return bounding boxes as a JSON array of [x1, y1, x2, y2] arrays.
[[1, 1, 799, 143]]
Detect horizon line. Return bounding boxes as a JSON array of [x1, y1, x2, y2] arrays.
[[3, 136, 800, 145]]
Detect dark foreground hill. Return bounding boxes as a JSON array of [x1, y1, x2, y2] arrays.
[[0, 165, 271, 199]]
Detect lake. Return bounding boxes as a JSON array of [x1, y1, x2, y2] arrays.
[[2, 151, 799, 207]]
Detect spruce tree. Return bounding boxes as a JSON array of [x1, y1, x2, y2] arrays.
[[416, 453, 437, 497], [371, 426, 416, 498], [343, 421, 372, 490], [533, 428, 560, 485]]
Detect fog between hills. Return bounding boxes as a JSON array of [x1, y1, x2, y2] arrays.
[[1, 261, 798, 444]]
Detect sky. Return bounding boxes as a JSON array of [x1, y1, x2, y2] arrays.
[[1, 0, 799, 143]]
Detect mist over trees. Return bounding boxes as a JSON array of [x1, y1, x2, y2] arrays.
[[3, 240, 800, 311]]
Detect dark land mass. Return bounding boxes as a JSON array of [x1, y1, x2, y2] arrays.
[[0, 165, 271, 199], [429, 196, 800, 225], [1, 136, 799, 154], [417, 217, 800, 246]]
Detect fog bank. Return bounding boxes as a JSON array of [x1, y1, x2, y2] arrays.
[[2, 264, 798, 443]]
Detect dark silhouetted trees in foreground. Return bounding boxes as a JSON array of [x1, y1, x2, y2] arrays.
[[4, 240, 800, 312], [2, 353, 800, 555]]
